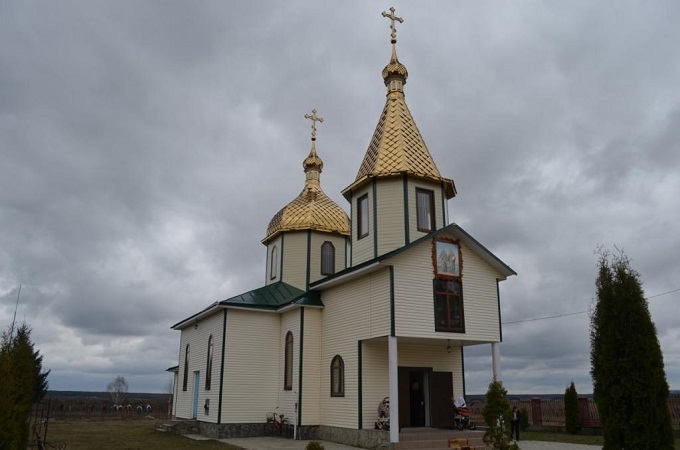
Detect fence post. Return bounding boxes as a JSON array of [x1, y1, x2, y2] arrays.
[[577, 397, 590, 427], [531, 398, 542, 426]]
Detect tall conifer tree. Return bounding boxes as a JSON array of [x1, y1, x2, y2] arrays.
[[563, 381, 580, 434], [0, 323, 49, 450], [590, 249, 674, 449]]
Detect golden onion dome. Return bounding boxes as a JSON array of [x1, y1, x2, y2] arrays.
[[382, 44, 408, 83], [262, 112, 350, 244]]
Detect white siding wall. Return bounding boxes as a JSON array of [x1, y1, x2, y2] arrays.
[[375, 178, 405, 257], [391, 238, 503, 342], [301, 308, 322, 425], [221, 310, 280, 423], [351, 185, 374, 266], [310, 233, 347, 285], [319, 268, 391, 429], [278, 310, 301, 422], [175, 312, 224, 422], [361, 340, 389, 430], [458, 246, 504, 342], [280, 231, 308, 290], [265, 235, 282, 285]]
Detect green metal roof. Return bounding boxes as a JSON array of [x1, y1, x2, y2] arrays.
[[171, 282, 323, 330], [218, 281, 321, 310]]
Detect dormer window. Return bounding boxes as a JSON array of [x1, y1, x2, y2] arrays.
[[321, 241, 335, 275], [358, 194, 369, 239], [416, 188, 435, 232]]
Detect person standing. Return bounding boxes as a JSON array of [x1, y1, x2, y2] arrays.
[[510, 405, 521, 441]]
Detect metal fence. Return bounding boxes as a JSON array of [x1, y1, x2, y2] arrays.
[[469, 394, 680, 430]]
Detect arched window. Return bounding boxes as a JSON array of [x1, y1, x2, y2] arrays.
[[321, 241, 335, 275], [205, 335, 214, 390], [182, 344, 190, 391], [270, 245, 278, 280], [330, 355, 344, 397], [284, 331, 293, 390]]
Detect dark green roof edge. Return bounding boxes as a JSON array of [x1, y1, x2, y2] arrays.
[[172, 282, 323, 330], [309, 223, 515, 288]]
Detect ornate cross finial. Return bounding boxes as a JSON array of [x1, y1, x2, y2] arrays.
[[304, 108, 324, 141], [382, 6, 403, 44]]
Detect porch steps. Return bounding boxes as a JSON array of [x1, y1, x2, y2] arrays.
[[394, 428, 490, 450]]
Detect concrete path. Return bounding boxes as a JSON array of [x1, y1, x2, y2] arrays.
[[514, 442, 600, 450], [187, 434, 602, 450]]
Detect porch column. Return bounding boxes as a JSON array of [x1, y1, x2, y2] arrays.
[[388, 336, 399, 443], [492, 342, 501, 381]]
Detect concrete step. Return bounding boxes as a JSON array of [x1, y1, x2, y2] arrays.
[[395, 429, 489, 450]]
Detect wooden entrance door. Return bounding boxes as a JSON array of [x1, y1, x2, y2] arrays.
[[430, 371, 454, 428]]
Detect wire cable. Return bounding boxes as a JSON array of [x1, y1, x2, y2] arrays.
[[502, 287, 678, 325]]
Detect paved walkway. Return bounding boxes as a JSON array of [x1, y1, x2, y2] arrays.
[[187, 434, 601, 449]]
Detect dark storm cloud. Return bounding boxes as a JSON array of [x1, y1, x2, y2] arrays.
[[1, 1, 679, 394]]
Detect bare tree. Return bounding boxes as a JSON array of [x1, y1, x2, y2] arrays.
[[107, 375, 128, 405]]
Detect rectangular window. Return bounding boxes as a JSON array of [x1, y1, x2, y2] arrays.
[[433, 278, 464, 332], [416, 188, 435, 232], [357, 194, 369, 239]]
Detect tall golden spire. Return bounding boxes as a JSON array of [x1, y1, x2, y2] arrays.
[[302, 108, 324, 195], [381, 7, 408, 89], [342, 7, 456, 200], [263, 109, 350, 244]]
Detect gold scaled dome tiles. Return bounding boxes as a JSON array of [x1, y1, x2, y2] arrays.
[[263, 143, 350, 244], [342, 88, 456, 200]]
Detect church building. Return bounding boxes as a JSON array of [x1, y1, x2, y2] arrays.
[[170, 8, 515, 447]]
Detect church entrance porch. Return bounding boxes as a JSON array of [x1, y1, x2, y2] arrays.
[[397, 367, 454, 430]]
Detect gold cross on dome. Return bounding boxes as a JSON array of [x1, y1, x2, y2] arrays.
[[304, 109, 324, 140], [382, 6, 403, 43]]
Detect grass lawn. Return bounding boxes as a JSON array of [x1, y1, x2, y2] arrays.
[[43, 420, 241, 450], [43, 420, 680, 450]]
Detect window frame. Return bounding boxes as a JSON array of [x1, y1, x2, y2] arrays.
[[433, 277, 465, 332], [330, 355, 345, 397], [357, 194, 369, 239], [205, 335, 214, 390], [416, 188, 435, 232], [431, 237, 465, 333], [182, 344, 190, 391], [284, 331, 293, 391], [270, 245, 278, 280], [321, 241, 335, 275]]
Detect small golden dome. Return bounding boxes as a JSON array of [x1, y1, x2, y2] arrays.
[[263, 112, 350, 244], [382, 44, 408, 83]]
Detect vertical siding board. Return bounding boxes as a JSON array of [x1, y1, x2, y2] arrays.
[[281, 232, 308, 290], [352, 186, 374, 266], [221, 310, 280, 423], [376, 179, 404, 257], [302, 308, 322, 425], [279, 311, 301, 421]]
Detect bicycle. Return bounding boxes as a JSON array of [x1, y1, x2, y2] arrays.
[[266, 407, 289, 434]]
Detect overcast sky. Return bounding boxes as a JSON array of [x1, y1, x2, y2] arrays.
[[1, 1, 679, 396]]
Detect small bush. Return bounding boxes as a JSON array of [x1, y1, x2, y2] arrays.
[[520, 406, 529, 431], [305, 440, 325, 450]]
